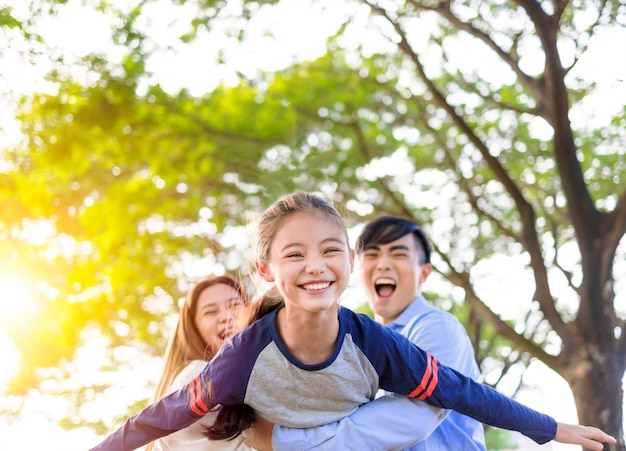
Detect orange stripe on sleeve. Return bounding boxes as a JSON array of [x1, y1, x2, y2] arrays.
[[408, 353, 433, 399], [417, 356, 439, 400], [194, 376, 209, 413], [188, 376, 208, 416]]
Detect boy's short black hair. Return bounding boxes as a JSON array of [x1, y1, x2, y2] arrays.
[[355, 216, 432, 264]]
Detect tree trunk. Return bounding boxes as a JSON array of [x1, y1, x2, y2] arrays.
[[567, 359, 625, 450]]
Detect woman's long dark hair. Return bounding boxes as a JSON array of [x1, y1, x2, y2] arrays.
[[204, 287, 285, 440]]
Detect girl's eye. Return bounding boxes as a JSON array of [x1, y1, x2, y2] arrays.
[[286, 252, 303, 258], [324, 248, 340, 254]]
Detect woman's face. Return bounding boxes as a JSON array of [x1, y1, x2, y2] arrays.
[[194, 283, 244, 353]]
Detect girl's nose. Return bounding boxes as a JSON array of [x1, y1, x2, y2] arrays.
[[305, 254, 326, 274]]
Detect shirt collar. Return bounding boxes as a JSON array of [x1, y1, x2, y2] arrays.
[[388, 295, 429, 331]]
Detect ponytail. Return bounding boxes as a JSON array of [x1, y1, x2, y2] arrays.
[[203, 287, 285, 440]]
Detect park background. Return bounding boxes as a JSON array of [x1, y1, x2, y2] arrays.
[[0, 0, 625, 449]]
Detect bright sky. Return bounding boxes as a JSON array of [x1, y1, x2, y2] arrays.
[[0, 0, 625, 449]]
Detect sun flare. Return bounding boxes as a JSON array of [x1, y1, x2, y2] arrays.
[[0, 273, 36, 330], [0, 273, 31, 392]]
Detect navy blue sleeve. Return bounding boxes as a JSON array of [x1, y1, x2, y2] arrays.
[[89, 380, 208, 451], [90, 319, 272, 451], [344, 308, 558, 444]]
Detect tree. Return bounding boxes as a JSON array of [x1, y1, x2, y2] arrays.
[[1, 0, 624, 447]]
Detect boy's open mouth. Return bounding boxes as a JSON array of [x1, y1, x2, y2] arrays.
[[375, 277, 396, 297]]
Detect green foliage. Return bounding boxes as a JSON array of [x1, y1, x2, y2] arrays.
[[484, 427, 519, 450]]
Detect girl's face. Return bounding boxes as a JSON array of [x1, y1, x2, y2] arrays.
[[194, 283, 244, 354], [257, 212, 354, 314]]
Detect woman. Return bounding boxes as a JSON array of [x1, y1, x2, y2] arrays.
[[146, 275, 251, 451]]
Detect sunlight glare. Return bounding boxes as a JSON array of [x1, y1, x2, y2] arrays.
[[0, 335, 19, 392], [0, 273, 36, 330]]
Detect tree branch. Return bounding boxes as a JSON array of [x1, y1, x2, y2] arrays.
[[427, 1, 542, 97], [364, 0, 568, 336], [436, 243, 563, 372]]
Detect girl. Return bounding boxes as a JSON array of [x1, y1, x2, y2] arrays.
[[91, 192, 615, 451]]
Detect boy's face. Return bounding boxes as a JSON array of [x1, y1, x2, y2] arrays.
[[257, 212, 354, 315], [359, 233, 432, 325]]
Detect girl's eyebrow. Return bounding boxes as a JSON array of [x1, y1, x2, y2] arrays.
[[280, 237, 345, 253]]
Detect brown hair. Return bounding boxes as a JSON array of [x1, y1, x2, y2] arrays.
[[146, 275, 248, 450], [356, 215, 432, 264], [256, 191, 348, 262]]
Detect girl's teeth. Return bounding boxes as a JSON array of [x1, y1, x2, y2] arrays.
[[304, 282, 330, 290]]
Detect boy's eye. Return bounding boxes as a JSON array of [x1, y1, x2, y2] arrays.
[[324, 247, 340, 254]]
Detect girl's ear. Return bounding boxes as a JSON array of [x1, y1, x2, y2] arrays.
[[255, 259, 275, 282]]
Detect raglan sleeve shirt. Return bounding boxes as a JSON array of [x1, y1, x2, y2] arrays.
[[91, 307, 557, 451]]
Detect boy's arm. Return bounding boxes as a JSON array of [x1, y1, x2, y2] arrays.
[[247, 394, 447, 451]]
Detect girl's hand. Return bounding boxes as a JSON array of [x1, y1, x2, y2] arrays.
[[554, 423, 616, 450], [243, 415, 275, 451]]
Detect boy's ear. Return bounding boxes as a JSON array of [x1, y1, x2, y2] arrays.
[[419, 263, 433, 284], [255, 259, 275, 282], [349, 248, 355, 273]]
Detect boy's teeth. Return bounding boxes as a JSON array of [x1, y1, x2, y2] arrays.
[[303, 282, 330, 290], [376, 277, 396, 285]]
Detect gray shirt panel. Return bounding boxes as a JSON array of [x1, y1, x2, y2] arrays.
[[245, 333, 379, 427]]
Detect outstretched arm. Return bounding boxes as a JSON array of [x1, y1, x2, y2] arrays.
[[554, 423, 616, 450], [364, 317, 615, 447], [246, 394, 447, 451]]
